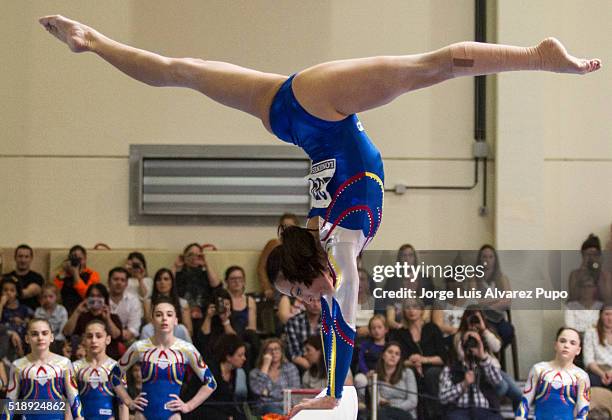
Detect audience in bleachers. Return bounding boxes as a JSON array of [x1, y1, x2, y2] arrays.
[[3, 244, 44, 310], [284, 299, 321, 371], [33, 284, 67, 353], [107, 267, 143, 343], [470, 244, 515, 351], [249, 337, 300, 415], [375, 341, 418, 420], [569, 234, 612, 304], [388, 299, 445, 418], [143, 268, 192, 337], [386, 244, 434, 329], [63, 283, 123, 359], [54, 245, 100, 314], [583, 305, 612, 390], [125, 251, 153, 301], [174, 242, 220, 320], [565, 273, 603, 333], [439, 329, 503, 420], [200, 333, 249, 420], [197, 287, 237, 356], [453, 307, 522, 410], [301, 335, 326, 389], [0, 277, 33, 352], [432, 275, 468, 349]]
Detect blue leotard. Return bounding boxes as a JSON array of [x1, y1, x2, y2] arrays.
[[270, 74, 384, 400], [110, 338, 216, 420], [73, 357, 122, 420]]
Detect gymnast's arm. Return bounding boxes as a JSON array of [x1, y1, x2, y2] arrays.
[[515, 364, 538, 420], [110, 343, 147, 412]]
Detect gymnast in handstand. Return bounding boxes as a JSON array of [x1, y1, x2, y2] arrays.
[[39, 14, 601, 415]]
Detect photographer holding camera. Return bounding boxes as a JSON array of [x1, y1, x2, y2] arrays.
[[568, 234, 612, 303], [196, 288, 237, 356], [440, 329, 503, 420], [53, 245, 100, 314]]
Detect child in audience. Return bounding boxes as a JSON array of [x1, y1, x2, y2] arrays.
[[354, 314, 388, 403], [0, 278, 33, 349], [34, 284, 68, 353]]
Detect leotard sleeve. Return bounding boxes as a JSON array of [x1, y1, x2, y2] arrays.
[[183, 342, 216, 390], [64, 361, 83, 419], [516, 363, 539, 419]]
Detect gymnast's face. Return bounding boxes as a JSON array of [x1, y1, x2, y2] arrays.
[[152, 302, 178, 333], [555, 329, 581, 361], [274, 271, 334, 304], [84, 323, 110, 356], [26, 320, 53, 351]]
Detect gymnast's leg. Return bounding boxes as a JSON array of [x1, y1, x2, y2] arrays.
[[292, 38, 602, 120], [38, 15, 286, 132]]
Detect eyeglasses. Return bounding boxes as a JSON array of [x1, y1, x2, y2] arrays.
[[267, 346, 282, 353], [186, 253, 204, 258]]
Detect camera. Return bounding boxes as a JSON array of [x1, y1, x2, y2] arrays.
[[468, 314, 480, 327], [587, 260, 600, 273], [216, 297, 226, 315], [463, 335, 479, 351], [87, 297, 104, 311], [69, 255, 81, 268], [132, 262, 142, 270]]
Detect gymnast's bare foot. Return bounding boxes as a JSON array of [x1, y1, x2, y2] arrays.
[[536, 37, 601, 74], [288, 396, 339, 418], [39, 15, 97, 53]]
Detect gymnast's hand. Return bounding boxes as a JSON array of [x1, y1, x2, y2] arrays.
[[167, 394, 192, 413], [288, 396, 339, 418], [38, 15, 97, 53], [128, 392, 148, 411]]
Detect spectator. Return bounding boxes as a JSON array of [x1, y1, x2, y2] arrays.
[[432, 276, 468, 349], [108, 267, 143, 343], [257, 213, 300, 301], [583, 306, 612, 390], [388, 299, 445, 418], [143, 268, 192, 337], [200, 334, 249, 420], [249, 338, 300, 415], [197, 288, 236, 357], [3, 244, 44, 310], [54, 245, 100, 315], [439, 330, 503, 420], [355, 314, 388, 400], [302, 335, 326, 389], [0, 278, 33, 355], [33, 284, 68, 353], [386, 244, 434, 329], [453, 307, 522, 410], [375, 342, 418, 420], [125, 252, 153, 301], [569, 234, 612, 304], [225, 265, 260, 369], [358, 268, 375, 311], [174, 243, 220, 320], [63, 283, 123, 359], [285, 299, 321, 370], [470, 244, 515, 350], [565, 274, 603, 333]]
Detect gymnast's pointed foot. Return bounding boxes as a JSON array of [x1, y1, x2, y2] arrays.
[[537, 37, 601, 74], [288, 395, 339, 418], [39, 15, 97, 53]]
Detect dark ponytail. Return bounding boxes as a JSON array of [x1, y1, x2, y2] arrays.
[[276, 225, 326, 287]]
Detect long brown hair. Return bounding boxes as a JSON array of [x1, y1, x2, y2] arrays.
[[375, 342, 405, 385], [596, 305, 612, 346], [304, 335, 325, 380], [276, 226, 326, 288]]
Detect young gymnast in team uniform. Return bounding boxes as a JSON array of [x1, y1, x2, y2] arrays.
[[2, 318, 83, 420], [73, 319, 129, 420], [110, 296, 216, 420], [515, 327, 590, 420], [39, 14, 601, 415]]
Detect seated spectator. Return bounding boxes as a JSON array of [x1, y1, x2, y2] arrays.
[[54, 245, 100, 314], [225, 266, 260, 365], [174, 242, 220, 320], [249, 338, 300, 415], [126, 362, 143, 411], [439, 330, 503, 420], [196, 288, 237, 357], [432, 275, 468, 349], [125, 252, 153, 301], [0, 323, 22, 364], [386, 244, 434, 329], [583, 305, 612, 390], [199, 334, 249, 420], [3, 244, 44, 310], [285, 299, 321, 371], [355, 315, 387, 399], [569, 234, 612, 304], [63, 283, 123, 359], [388, 299, 445, 419], [302, 335, 326, 389], [358, 268, 374, 311], [469, 244, 515, 350], [453, 307, 521, 410], [107, 267, 143, 343], [565, 274, 603, 333], [143, 268, 192, 336], [0, 277, 33, 351], [375, 342, 418, 420], [33, 284, 68, 353]]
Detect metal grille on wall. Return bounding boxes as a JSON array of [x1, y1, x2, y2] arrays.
[[129, 145, 310, 225]]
